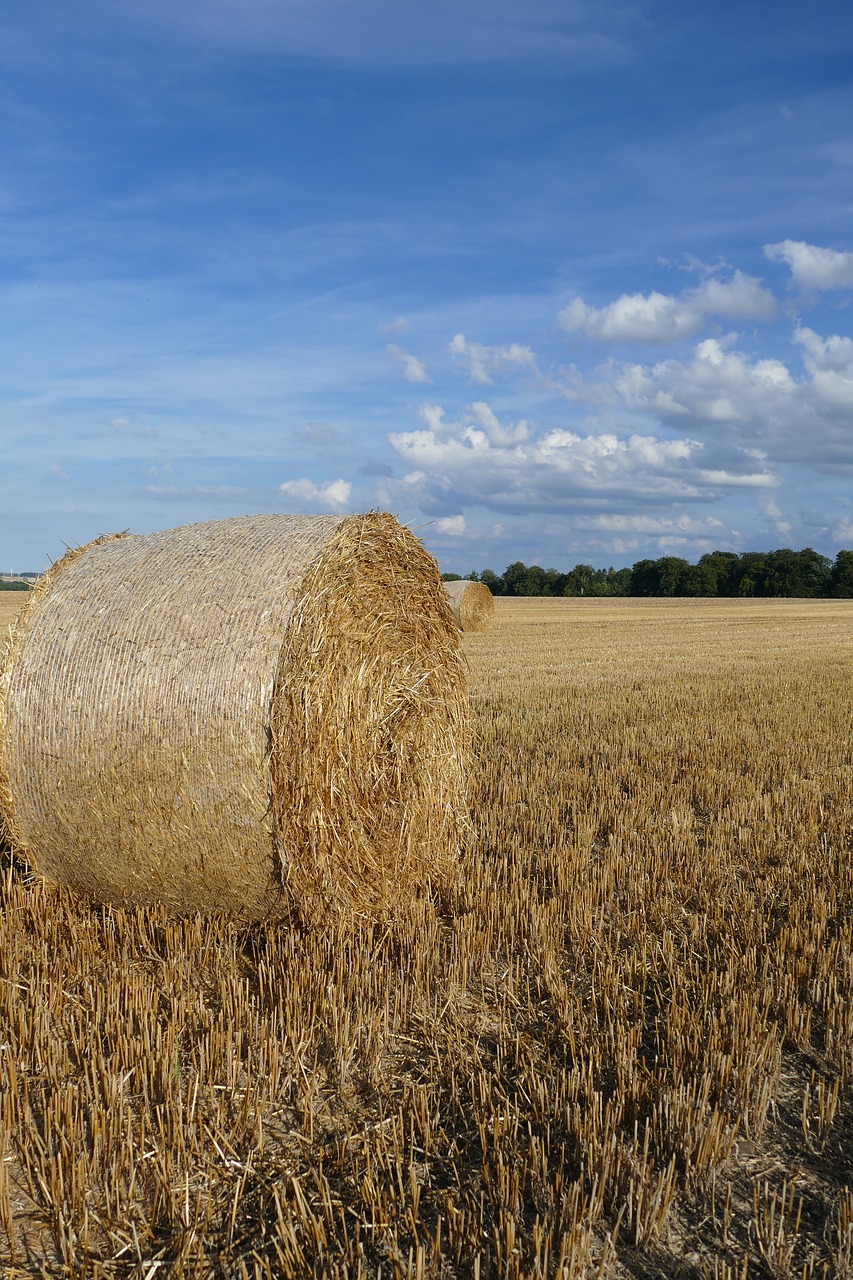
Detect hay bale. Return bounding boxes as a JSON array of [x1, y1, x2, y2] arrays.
[[0, 513, 469, 922], [443, 579, 494, 633]]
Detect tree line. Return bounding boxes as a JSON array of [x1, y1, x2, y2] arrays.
[[444, 547, 853, 598]]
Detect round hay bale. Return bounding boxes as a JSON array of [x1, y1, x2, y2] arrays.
[[443, 579, 494, 633], [0, 513, 469, 922]]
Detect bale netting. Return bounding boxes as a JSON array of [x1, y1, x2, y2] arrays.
[[0, 513, 469, 923], [443, 579, 494, 633]]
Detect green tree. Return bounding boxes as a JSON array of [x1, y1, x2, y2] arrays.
[[830, 549, 853, 598], [698, 550, 740, 596], [658, 556, 693, 595], [563, 563, 603, 596], [754, 548, 832, 597], [630, 556, 693, 596], [630, 559, 659, 596], [479, 568, 503, 594], [607, 566, 633, 596], [735, 553, 767, 596], [502, 561, 534, 596]]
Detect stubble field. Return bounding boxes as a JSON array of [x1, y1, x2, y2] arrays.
[[1, 594, 852, 1278]]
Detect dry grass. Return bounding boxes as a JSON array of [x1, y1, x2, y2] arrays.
[[0, 595, 851, 1278], [0, 593, 27, 635]]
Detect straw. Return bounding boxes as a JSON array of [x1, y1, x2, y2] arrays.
[[0, 514, 469, 922]]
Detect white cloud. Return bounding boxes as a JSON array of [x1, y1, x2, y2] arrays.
[[386, 401, 773, 520], [560, 270, 776, 344], [764, 240, 853, 292], [278, 477, 352, 511], [468, 401, 531, 445], [692, 272, 777, 320], [448, 333, 537, 384], [794, 327, 853, 408], [561, 292, 701, 344], [594, 328, 853, 468], [698, 470, 778, 488], [434, 515, 466, 536], [385, 343, 431, 383]]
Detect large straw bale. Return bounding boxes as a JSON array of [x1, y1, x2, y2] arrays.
[[0, 513, 468, 922], [443, 579, 494, 633]]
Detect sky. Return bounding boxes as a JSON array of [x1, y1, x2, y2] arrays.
[[1, 0, 853, 574]]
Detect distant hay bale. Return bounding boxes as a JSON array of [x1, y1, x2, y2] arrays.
[[0, 514, 469, 922], [443, 579, 494, 633]]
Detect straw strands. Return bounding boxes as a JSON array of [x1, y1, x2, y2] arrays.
[[443, 578, 494, 632], [0, 513, 469, 922]]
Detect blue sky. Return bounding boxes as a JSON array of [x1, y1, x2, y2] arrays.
[[2, 0, 852, 573]]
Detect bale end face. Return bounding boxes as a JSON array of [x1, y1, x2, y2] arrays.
[[271, 513, 470, 922]]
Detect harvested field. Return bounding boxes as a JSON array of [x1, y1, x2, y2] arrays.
[[1, 596, 852, 1277], [0, 592, 27, 635]]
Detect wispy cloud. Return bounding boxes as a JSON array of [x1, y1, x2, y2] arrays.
[[448, 334, 538, 384], [110, 417, 157, 438], [377, 316, 410, 336], [94, 0, 637, 67], [384, 343, 431, 383]]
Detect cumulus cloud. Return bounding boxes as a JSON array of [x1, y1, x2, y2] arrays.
[[386, 400, 772, 520], [465, 401, 531, 445], [278, 477, 351, 511], [560, 270, 776, 344], [448, 333, 537, 384], [794, 327, 853, 409], [601, 328, 853, 468], [614, 336, 794, 422], [385, 343, 431, 383], [764, 240, 853, 292], [433, 515, 466, 536]]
